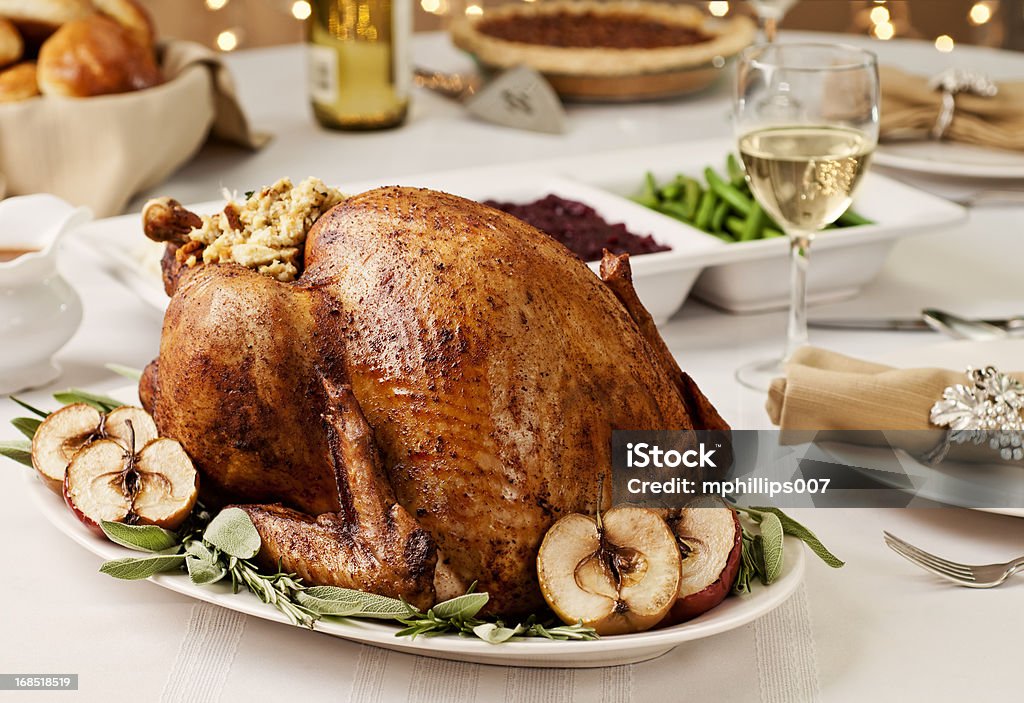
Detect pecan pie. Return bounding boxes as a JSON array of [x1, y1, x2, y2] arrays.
[[451, 2, 756, 79]]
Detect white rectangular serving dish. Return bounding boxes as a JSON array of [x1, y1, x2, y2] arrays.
[[75, 137, 966, 320], [546, 138, 969, 312]]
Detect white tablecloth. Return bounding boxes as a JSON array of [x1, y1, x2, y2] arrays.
[[2, 31, 1024, 702]]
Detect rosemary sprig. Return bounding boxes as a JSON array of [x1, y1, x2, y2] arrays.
[[226, 556, 317, 628]]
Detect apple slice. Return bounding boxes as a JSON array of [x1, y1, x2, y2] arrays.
[[31, 404, 102, 493], [64, 437, 198, 531], [660, 500, 742, 626], [103, 407, 158, 453], [537, 507, 681, 635], [131, 438, 199, 528], [63, 440, 134, 526]]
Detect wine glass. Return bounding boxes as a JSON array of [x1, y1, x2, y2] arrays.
[[733, 43, 879, 391], [747, 0, 798, 43]]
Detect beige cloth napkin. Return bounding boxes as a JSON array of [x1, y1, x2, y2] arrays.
[[880, 65, 1024, 151], [0, 39, 269, 217], [767, 346, 1024, 431]]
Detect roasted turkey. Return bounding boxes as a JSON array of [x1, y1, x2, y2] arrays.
[[140, 186, 728, 615]]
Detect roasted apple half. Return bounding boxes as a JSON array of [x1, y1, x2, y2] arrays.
[[661, 500, 742, 625], [31, 404, 157, 493], [63, 436, 198, 531], [537, 506, 681, 635]]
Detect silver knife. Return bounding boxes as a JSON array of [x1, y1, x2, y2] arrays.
[[809, 315, 1023, 332]]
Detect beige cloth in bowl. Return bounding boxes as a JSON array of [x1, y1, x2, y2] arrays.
[[880, 66, 1024, 151], [0, 40, 269, 217], [766, 347, 1024, 431]]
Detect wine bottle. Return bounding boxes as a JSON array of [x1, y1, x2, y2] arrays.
[[307, 0, 411, 130]]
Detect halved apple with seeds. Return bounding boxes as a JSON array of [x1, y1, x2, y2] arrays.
[[63, 437, 198, 531], [537, 507, 681, 635], [660, 499, 742, 626], [31, 404, 158, 494]]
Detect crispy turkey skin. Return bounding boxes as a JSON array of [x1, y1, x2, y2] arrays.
[[142, 186, 724, 615]]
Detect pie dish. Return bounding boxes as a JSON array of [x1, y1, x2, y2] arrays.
[[451, 1, 756, 101]]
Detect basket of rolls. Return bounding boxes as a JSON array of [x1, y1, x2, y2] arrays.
[[0, 0, 266, 216]]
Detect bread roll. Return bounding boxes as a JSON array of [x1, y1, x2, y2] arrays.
[[0, 18, 22, 68], [0, 61, 39, 102], [0, 0, 93, 43], [37, 15, 161, 97], [90, 0, 155, 48]]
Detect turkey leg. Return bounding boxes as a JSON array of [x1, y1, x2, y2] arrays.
[[238, 376, 438, 609]]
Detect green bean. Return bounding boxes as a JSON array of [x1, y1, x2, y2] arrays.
[[660, 181, 682, 200], [726, 153, 745, 185], [740, 202, 766, 241], [657, 201, 692, 222], [694, 190, 718, 231], [710, 199, 730, 233], [705, 167, 753, 216], [682, 178, 701, 220], [836, 208, 873, 227]]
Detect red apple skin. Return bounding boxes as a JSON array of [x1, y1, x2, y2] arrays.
[[659, 511, 743, 626]]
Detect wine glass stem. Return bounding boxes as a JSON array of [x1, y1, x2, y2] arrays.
[[785, 232, 812, 362], [763, 15, 779, 43]]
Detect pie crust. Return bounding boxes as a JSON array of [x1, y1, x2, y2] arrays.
[[451, 2, 757, 78]]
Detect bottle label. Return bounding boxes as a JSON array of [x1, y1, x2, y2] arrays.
[[308, 44, 338, 105]]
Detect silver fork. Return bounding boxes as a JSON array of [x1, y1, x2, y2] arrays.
[[883, 531, 1024, 588]]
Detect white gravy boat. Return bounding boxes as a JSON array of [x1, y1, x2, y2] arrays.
[[0, 195, 91, 395]]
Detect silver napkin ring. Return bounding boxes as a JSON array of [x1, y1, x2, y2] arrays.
[[930, 366, 1023, 462], [927, 69, 999, 140]]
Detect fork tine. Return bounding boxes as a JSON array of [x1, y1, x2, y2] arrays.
[[884, 537, 975, 579], [886, 541, 977, 582], [882, 532, 975, 575]]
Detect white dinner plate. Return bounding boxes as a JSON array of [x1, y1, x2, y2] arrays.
[[874, 141, 1024, 180], [873, 338, 1024, 519], [18, 383, 805, 668]]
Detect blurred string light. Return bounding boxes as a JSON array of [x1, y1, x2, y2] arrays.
[[420, 0, 449, 14], [291, 1, 311, 20], [217, 28, 239, 51], [969, 1, 993, 25], [873, 20, 894, 40], [708, 1, 729, 16], [935, 34, 955, 52], [205, 0, 229, 10], [465, 3, 483, 16], [868, 1, 895, 41]]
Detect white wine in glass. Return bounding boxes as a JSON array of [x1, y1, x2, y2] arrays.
[[733, 44, 879, 392]]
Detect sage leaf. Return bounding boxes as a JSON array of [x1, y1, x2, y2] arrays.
[[11, 417, 41, 440], [10, 396, 48, 418], [187, 554, 227, 585], [101, 521, 180, 553], [472, 623, 521, 644], [295, 591, 363, 617], [53, 389, 123, 413], [298, 587, 409, 619], [431, 592, 489, 620], [105, 364, 143, 381], [100, 554, 185, 579], [759, 512, 785, 584], [748, 506, 845, 568], [0, 440, 33, 468], [203, 507, 261, 559]]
